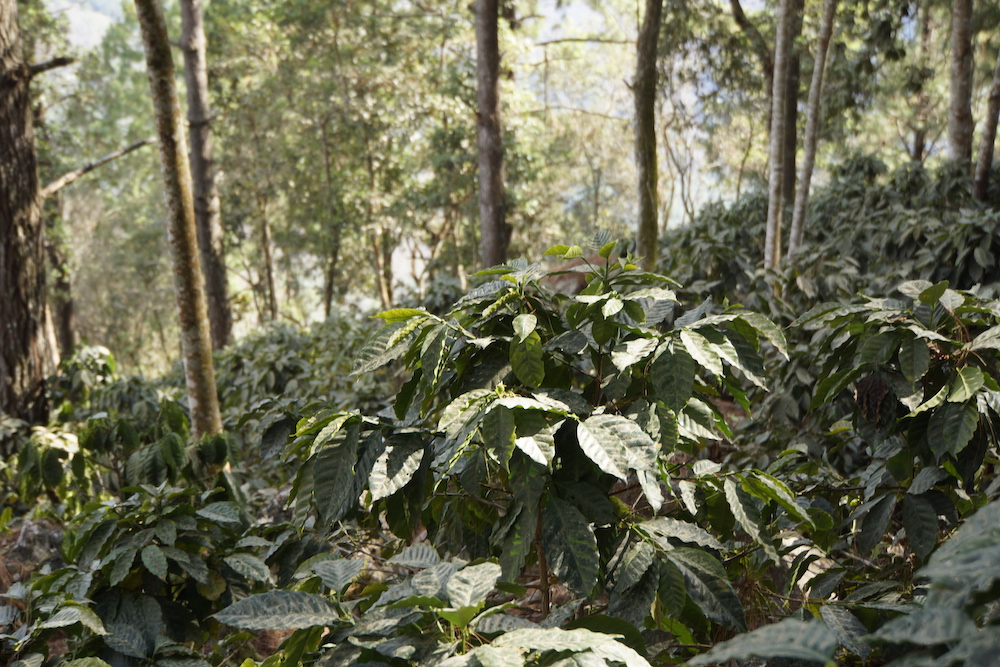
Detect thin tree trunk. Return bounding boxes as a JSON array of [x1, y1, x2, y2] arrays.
[[634, 0, 663, 270], [973, 46, 1000, 201], [134, 0, 221, 439], [911, 2, 933, 163], [181, 0, 230, 350], [475, 0, 507, 268], [0, 0, 48, 422], [947, 0, 974, 165], [788, 0, 837, 258], [258, 200, 277, 320], [780, 0, 804, 208], [319, 119, 342, 318], [764, 0, 792, 269]]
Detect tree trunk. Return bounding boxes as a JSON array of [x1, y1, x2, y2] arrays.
[[947, 0, 974, 165], [475, 0, 507, 268], [0, 0, 48, 422], [134, 0, 221, 439], [180, 0, 230, 350], [634, 0, 663, 270], [764, 0, 792, 269], [973, 46, 1000, 201], [780, 0, 805, 208], [788, 0, 837, 258], [259, 202, 277, 320]]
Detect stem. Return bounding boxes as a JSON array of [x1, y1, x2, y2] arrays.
[[535, 505, 550, 617]]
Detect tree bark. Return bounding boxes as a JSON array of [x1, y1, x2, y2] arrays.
[[0, 0, 48, 422], [181, 0, 230, 350], [764, 0, 792, 269], [788, 0, 837, 258], [947, 0, 974, 165], [134, 0, 222, 439], [973, 45, 1000, 201], [475, 0, 507, 268], [634, 0, 663, 270], [780, 0, 804, 208]]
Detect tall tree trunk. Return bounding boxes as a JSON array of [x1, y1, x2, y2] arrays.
[[180, 0, 230, 350], [634, 0, 663, 270], [780, 0, 805, 208], [764, 0, 792, 269], [788, 0, 837, 258], [947, 0, 974, 165], [0, 0, 48, 423], [475, 0, 507, 268], [258, 201, 277, 320], [911, 2, 933, 163], [973, 46, 1000, 201], [134, 0, 221, 439]]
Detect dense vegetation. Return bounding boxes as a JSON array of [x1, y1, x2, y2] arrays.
[[3, 159, 1000, 666], [5, 0, 1000, 666]]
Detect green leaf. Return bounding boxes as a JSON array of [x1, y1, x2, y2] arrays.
[[141, 545, 168, 581], [510, 330, 545, 387], [492, 627, 615, 652], [666, 548, 745, 631], [369, 435, 424, 502], [352, 322, 421, 375], [612, 541, 655, 593], [482, 406, 517, 470], [736, 311, 788, 359], [650, 344, 696, 412], [160, 546, 210, 584], [687, 618, 837, 665], [312, 423, 359, 524], [927, 401, 979, 459], [899, 337, 930, 382], [680, 330, 722, 376], [858, 492, 896, 556], [637, 517, 724, 551], [110, 548, 137, 586], [948, 366, 985, 402], [446, 562, 502, 608], [513, 313, 537, 342], [902, 494, 938, 560], [39, 606, 107, 635], [196, 501, 241, 525], [611, 338, 658, 371], [374, 308, 426, 323], [311, 559, 365, 593], [819, 606, 870, 660], [970, 325, 1000, 350], [918, 281, 949, 306], [870, 607, 975, 644], [742, 471, 815, 528], [543, 497, 599, 598], [213, 591, 340, 631], [545, 245, 571, 256], [468, 645, 525, 667], [591, 314, 616, 346], [224, 554, 273, 584], [859, 331, 899, 366], [389, 543, 441, 569], [603, 297, 624, 318], [724, 478, 780, 564], [575, 417, 629, 480]]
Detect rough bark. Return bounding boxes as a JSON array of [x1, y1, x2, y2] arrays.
[[634, 0, 663, 270], [973, 46, 1000, 201], [134, 0, 222, 439], [788, 0, 837, 258], [947, 0, 974, 165], [475, 0, 507, 268], [764, 0, 792, 269], [181, 0, 230, 350], [0, 0, 48, 422]]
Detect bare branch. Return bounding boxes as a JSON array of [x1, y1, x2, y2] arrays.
[[536, 37, 633, 47], [41, 138, 154, 199], [729, 0, 773, 81], [28, 57, 74, 79]]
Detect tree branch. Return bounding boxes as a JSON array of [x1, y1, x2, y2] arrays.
[[28, 57, 75, 79], [536, 37, 633, 47], [729, 0, 774, 79], [41, 138, 155, 199]]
